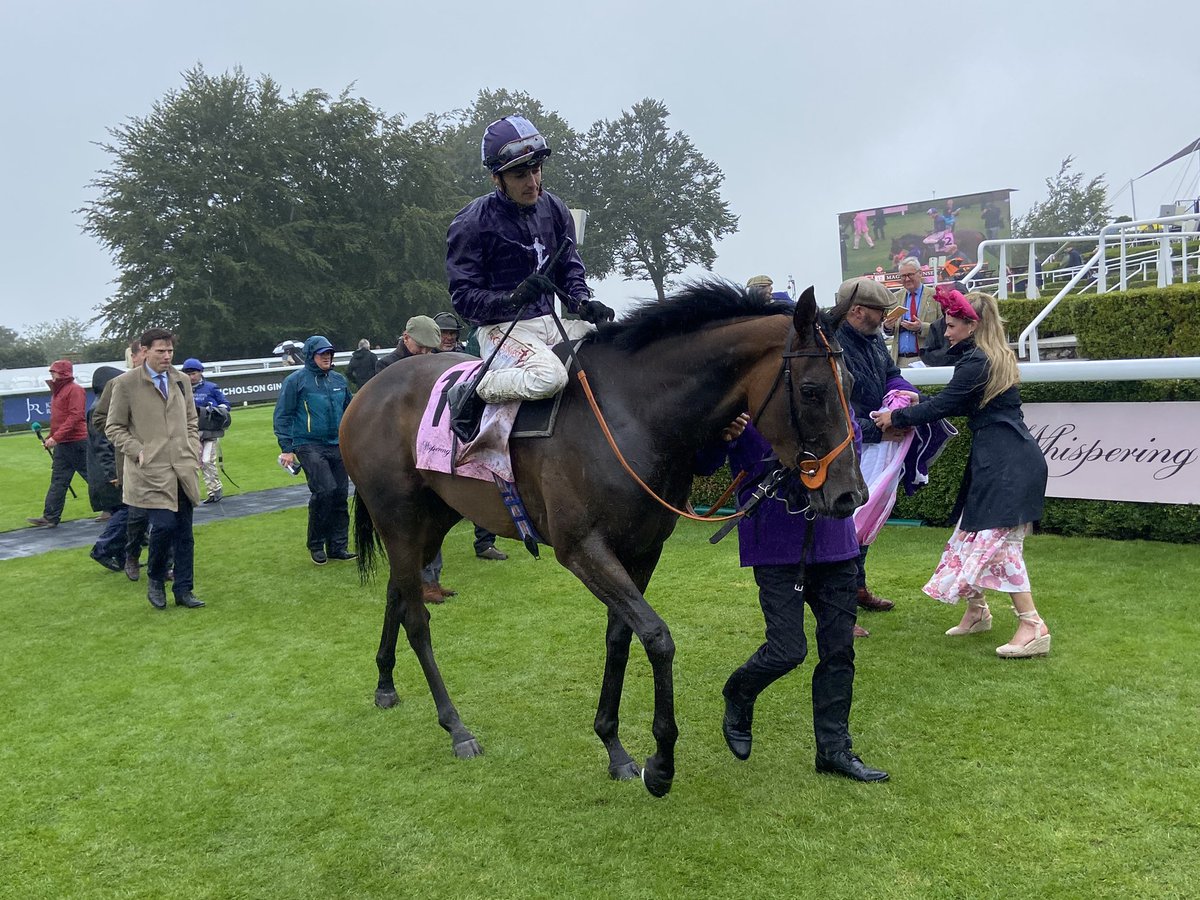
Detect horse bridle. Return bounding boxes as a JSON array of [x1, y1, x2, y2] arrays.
[[750, 320, 855, 491]]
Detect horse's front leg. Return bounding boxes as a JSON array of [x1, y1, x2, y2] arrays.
[[563, 540, 677, 797], [595, 609, 640, 781]]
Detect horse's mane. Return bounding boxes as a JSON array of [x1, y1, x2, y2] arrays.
[[588, 279, 793, 353]]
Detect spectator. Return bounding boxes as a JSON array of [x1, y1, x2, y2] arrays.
[[746, 275, 773, 298], [105, 327, 205, 610], [832, 277, 918, 625], [871, 207, 887, 243], [434, 312, 467, 353], [872, 289, 1051, 658], [181, 358, 230, 504], [889, 257, 940, 367], [852, 210, 874, 249], [273, 335, 356, 566], [981, 201, 1004, 241], [1062, 244, 1083, 269], [26, 360, 89, 528], [377, 316, 441, 370], [86, 366, 128, 571], [346, 339, 379, 390]]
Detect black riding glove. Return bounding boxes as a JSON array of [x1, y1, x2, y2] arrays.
[[578, 299, 615, 324], [510, 273, 558, 308]]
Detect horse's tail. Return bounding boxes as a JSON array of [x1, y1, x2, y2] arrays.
[[353, 492, 381, 585]]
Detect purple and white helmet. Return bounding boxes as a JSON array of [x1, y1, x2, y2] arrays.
[[481, 115, 552, 174]]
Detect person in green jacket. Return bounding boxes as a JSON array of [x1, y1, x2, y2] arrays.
[[273, 335, 356, 566]]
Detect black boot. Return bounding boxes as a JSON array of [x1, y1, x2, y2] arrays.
[[721, 684, 756, 761], [448, 380, 484, 443]]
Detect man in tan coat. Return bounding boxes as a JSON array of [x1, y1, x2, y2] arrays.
[[105, 327, 205, 610], [888, 257, 941, 367]]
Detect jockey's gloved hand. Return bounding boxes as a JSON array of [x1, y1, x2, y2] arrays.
[[510, 273, 559, 307], [578, 299, 615, 324]]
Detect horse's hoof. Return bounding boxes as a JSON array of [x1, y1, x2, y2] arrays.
[[452, 738, 483, 759], [374, 689, 399, 709], [609, 760, 642, 781], [640, 759, 673, 798]]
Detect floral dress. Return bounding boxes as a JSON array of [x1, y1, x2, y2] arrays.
[[923, 523, 1032, 603]]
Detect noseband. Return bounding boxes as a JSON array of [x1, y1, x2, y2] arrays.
[[751, 321, 855, 491]]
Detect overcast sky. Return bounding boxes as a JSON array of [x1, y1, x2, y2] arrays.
[[2, 0, 1198, 340]]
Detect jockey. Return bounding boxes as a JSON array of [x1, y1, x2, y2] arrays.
[[445, 115, 614, 417]]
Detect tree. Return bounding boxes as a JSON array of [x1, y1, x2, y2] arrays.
[[0, 326, 43, 369], [577, 99, 738, 301], [13, 318, 93, 365], [1013, 156, 1112, 238], [80, 66, 460, 359]]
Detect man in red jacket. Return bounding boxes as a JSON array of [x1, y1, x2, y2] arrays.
[[27, 359, 89, 527]]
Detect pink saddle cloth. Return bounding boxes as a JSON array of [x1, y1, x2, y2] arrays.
[[415, 361, 521, 483]]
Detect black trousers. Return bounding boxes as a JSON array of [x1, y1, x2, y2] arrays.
[[126, 505, 149, 561], [295, 443, 350, 554], [473, 524, 497, 554], [724, 558, 859, 755], [146, 486, 194, 595], [42, 440, 88, 522]]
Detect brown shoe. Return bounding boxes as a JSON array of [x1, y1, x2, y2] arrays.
[[124, 558, 140, 581], [26, 516, 58, 528], [856, 587, 895, 612], [436, 583, 458, 599], [421, 583, 445, 604], [853, 624, 870, 638]]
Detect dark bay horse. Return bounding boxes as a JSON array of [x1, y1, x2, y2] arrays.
[[340, 281, 867, 797]]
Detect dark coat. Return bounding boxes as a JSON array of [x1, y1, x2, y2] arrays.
[[890, 339, 1047, 532], [86, 366, 124, 512], [836, 321, 915, 444], [347, 347, 379, 388]]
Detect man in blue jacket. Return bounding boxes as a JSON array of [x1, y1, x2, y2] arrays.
[[273, 336, 355, 565], [445, 115, 613, 415], [181, 358, 230, 503], [697, 416, 888, 783]]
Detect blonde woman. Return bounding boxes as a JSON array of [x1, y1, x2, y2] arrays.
[[871, 289, 1051, 658]]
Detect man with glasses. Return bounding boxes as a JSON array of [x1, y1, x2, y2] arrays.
[[445, 115, 614, 416], [833, 278, 918, 628], [889, 257, 940, 367]]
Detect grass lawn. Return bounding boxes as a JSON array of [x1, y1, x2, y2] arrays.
[[2, 500, 1199, 897]]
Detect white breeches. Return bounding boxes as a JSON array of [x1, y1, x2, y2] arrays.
[[473, 314, 595, 403]]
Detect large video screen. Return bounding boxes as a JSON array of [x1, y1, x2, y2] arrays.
[[838, 189, 1013, 287]]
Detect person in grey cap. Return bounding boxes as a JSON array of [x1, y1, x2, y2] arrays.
[[831, 278, 918, 628], [377, 315, 441, 370], [434, 311, 467, 353]]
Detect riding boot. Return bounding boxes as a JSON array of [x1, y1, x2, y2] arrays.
[[448, 381, 485, 444]]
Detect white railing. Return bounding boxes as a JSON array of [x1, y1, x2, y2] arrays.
[[960, 214, 1200, 362]]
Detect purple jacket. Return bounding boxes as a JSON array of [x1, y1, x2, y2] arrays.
[[446, 188, 588, 326], [696, 424, 860, 568]]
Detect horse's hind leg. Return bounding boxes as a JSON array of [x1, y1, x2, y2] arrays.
[[595, 610, 640, 781]]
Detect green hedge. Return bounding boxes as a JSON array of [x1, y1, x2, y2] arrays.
[[997, 283, 1200, 358]]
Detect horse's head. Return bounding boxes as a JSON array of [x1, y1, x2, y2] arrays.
[[751, 286, 867, 518]]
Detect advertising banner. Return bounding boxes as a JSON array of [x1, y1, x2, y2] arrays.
[[838, 189, 1013, 287], [1024, 402, 1200, 504]]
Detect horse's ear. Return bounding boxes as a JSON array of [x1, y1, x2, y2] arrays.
[[793, 286, 817, 338]]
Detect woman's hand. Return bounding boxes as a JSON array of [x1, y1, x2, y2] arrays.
[[870, 409, 893, 431]]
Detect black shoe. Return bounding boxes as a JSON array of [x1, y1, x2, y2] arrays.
[[147, 580, 167, 610], [327, 549, 357, 561], [476, 546, 508, 561], [174, 591, 205, 608], [815, 749, 889, 782], [311, 549, 328, 565], [721, 693, 754, 761], [202, 491, 223, 504], [90, 549, 124, 572]]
